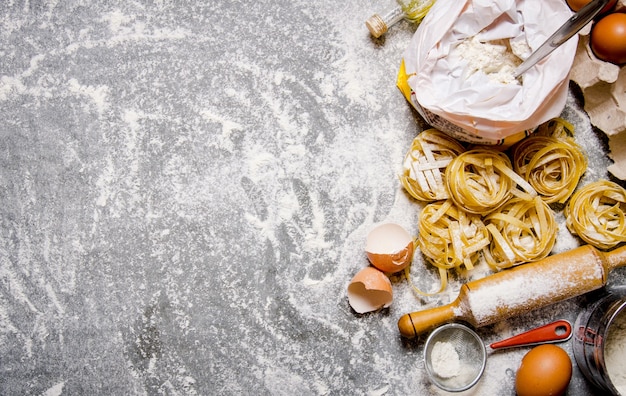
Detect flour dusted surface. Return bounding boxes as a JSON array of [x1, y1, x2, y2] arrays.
[[1, 0, 623, 394]]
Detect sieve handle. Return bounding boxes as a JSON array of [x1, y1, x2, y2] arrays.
[[489, 320, 572, 349]]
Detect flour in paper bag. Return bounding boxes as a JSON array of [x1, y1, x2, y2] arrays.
[[398, 0, 577, 145]]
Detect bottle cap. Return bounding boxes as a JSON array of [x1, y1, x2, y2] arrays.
[[365, 14, 387, 38]]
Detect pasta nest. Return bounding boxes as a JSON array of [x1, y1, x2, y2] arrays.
[[401, 129, 465, 201], [512, 135, 587, 204], [418, 199, 491, 271], [484, 196, 557, 269], [565, 180, 626, 250], [445, 149, 536, 215]]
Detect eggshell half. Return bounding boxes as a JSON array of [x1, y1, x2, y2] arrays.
[[347, 267, 393, 314], [365, 223, 415, 273]]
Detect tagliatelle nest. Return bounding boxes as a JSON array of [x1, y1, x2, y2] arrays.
[[415, 200, 491, 293], [512, 135, 587, 204], [445, 149, 537, 214], [400, 129, 466, 202], [484, 196, 557, 269], [565, 180, 626, 250]]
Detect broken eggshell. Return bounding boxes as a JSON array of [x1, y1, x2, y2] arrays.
[[365, 223, 415, 273], [347, 266, 393, 314]]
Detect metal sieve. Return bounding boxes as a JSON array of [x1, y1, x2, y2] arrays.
[[423, 323, 487, 392]]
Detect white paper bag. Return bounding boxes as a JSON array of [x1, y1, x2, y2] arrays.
[[398, 0, 577, 146]]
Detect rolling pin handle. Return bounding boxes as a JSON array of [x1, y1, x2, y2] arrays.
[[605, 244, 626, 272], [397, 301, 459, 339]]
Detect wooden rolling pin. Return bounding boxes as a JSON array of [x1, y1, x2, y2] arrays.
[[398, 244, 626, 339]]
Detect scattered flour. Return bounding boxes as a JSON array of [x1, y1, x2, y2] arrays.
[[42, 382, 65, 396], [606, 309, 626, 395], [67, 78, 110, 114]]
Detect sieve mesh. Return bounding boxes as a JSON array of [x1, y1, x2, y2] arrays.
[[424, 323, 487, 392]]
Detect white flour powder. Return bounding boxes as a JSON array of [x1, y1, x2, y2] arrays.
[[431, 341, 461, 378], [606, 309, 626, 395], [454, 36, 526, 84], [430, 340, 481, 390]]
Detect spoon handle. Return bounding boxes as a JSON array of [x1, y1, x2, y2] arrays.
[[513, 0, 610, 77], [490, 320, 572, 350]]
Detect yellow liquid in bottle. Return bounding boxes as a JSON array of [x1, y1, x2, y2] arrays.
[[366, 0, 436, 38]]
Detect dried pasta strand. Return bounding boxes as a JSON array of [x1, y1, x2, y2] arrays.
[[565, 180, 626, 250], [492, 159, 537, 198], [486, 223, 517, 265], [400, 129, 465, 202], [403, 265, 448, 297]]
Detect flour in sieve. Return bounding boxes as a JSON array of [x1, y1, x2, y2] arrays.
[[430, 340, 482, 390], [431, 341, 461, 378]]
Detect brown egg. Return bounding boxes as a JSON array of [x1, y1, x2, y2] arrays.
[[515, 345, 572, 396], [365, 223, 415, 273], [347, 267, 393, 314], [591, 13, 626, 65], [566, 0, 616, 13]]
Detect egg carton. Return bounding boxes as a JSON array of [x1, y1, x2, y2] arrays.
[[569, 0, 626, 180]]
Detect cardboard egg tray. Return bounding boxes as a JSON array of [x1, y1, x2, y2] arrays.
[[569, 0, 626, 180]]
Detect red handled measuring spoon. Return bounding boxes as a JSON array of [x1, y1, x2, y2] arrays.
[[490, 320, 572, 350]]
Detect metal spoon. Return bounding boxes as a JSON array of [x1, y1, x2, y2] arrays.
[[513, 0, 611, 78]]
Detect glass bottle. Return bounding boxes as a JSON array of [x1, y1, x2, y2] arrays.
[[365, 0, 437, 38]]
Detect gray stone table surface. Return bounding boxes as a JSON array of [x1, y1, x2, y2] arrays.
[[1, 1, 625, 395]]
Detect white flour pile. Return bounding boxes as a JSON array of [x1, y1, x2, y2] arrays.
[[430, 339, 481, 390], [431, 341, 461, 379], [454, 36, 528, 84]]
